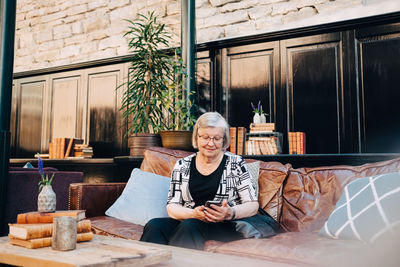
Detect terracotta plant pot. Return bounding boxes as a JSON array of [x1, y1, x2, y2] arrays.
[[160, 130, 194, 151]]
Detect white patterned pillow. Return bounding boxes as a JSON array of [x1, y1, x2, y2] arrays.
[[246, 161, 260, 198], [319, 172, 400, 243]]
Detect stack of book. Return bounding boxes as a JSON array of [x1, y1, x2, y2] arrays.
[[48, 138, 84, 159], [245, 135, 280, 155], [249, 123, 275, 133], [229, 127, 247, 155], [288, 132, 306, 154], [8, 210, 93, 249], [74, 144, 93, 158], [245, 123, 281, 155]]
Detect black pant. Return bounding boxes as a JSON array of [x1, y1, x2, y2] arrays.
[[140, 217, 242, 250]]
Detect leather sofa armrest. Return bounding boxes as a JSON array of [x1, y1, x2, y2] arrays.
[[68, 183, 126, 218]]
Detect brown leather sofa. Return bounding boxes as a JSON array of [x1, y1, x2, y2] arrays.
[[68, 147, 400, 266]]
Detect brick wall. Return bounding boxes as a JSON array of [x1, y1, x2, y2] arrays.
[[14, 0, 400, 73]]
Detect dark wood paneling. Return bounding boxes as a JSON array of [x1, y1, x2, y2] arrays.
[[340, 30, 360, 153], [87, 66, 125, 157], [51, 75, 80, 141], [10, 13, 400, 157], [196, 51, 212, 115], [356, 24, 400, 153], [17, 80, 46, 157], [224, 42, 279, 128], [281, 33, 343, 154]]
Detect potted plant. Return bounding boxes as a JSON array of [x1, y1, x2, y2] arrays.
[[119, 12, 196, 155], [119, 12, 175, 156], [37, 154, 56, 212], [159, 50, 196, 151]]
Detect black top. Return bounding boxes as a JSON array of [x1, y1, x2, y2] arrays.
[[189, 155, 227, 207]]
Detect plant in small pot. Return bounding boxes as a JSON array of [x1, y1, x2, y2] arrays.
[[37, 154, 56, 212], [159, 50, 197, 151], [119, 12, 175, 156]]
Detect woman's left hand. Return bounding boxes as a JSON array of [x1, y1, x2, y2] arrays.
[[203, 200, 233, 223]]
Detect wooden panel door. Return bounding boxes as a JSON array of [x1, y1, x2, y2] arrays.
[[86, 65, 126, 157], [196, 50, 213, 115], [15, 78, 49, 157], [281, 33, 343, 154], [223, 42, 280, 128], [50, 73, 81, 141], [356, 23, 400, 153]]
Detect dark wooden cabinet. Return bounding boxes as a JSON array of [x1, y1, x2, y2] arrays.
[[224, 42, 280, 128], [356, 23, 400, 153], [11, 65, 127, 158], [281, 33, 343, 154], [196, 13, 400, 154]]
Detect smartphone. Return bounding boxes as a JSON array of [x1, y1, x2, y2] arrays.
[[205, 200, 222, 207]]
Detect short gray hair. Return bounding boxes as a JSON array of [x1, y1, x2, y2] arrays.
[[192, 112, 230, 149]]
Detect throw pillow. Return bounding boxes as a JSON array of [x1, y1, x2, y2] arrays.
[[232, 208, 279, 239], [246, 161, 260, 198], [105, 168, 170, 226], [23, 162, 34, 168], [319, 172, 400, 243]]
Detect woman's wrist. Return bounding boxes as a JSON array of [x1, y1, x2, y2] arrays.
[[230, 207, 236, 220]]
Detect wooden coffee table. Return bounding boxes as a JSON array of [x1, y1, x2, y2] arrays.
[[0, 234, 300, 267], [0, 234, 170, 266]]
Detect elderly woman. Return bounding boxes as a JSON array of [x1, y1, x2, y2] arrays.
[[140, 112, 259, 250]]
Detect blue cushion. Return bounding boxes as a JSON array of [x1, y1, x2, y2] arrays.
[[105, 168, 170, 226], [319, 172, 400, 243]]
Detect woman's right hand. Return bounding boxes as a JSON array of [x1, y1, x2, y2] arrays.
[[192, 206, 207, 221], [167, 203, 207, 221]]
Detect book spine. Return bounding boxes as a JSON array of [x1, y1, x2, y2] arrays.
[[9, 236, 52, 249], [229, 127, 237, 154], [76, 231, 93, 242], [267, 138, 274, 155], [293, 132, 298, 154], [271, 137, 278, 154], [237, 127, 246, 155], [9, 232, 93, 249], [60, 138, 66, 159], [17, 211, 85, 224], [9, 219, 91, 240], [246, 140, 252, 155], [49, 142, 54, 159], [26, 224, 52, 240], [54, 137, 60, 159], [65, 138, 75, 158], [17, 214, 54, 224], [296, 132, 300, 155], [259, 140, 267, 155]]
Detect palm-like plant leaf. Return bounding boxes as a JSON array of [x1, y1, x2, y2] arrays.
[[118, 12, 195, 136]]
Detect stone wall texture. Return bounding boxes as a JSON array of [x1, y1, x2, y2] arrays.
[[14, 0, 400, 73]]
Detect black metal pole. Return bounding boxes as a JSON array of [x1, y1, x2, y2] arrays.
[[181, 0, 196, 118], [0, 0, 16, 236]]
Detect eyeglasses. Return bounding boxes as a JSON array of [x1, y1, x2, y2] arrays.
[[198, 135, 224, 144]]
